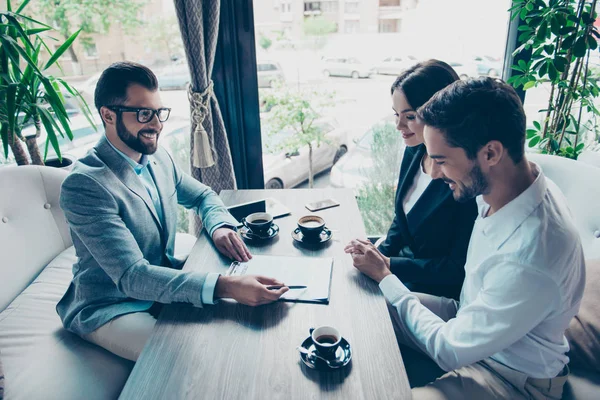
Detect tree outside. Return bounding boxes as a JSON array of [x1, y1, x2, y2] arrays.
[[303, 15, 337, 49], [356, 122, 403, 235], [261, 86, 334, 188]]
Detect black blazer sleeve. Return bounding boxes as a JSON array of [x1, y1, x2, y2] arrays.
[[378, 211, 405, 257], [388, 200, 476, 285]]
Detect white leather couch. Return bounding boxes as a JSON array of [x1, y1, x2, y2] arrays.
[[529, 154, 600, 400], [0, 165, 196, 399]]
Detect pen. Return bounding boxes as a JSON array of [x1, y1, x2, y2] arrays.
[[267, 285, 307, 290]]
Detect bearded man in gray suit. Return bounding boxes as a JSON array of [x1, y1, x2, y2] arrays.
[[57, 62, 288, 361]]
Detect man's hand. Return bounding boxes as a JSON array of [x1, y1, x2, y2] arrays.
[[212, 227, 252, 262], [344, 239, 392, 283], [215, 275, 289, 306]]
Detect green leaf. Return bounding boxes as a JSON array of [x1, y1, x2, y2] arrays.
[[43, 29, 80, 70], [37, 107, 62, 161], [523, 80, 536, 90], [3, 13, 34, 51], [533, 120, 541, 130], [1, 124, 9, 159], [540, 60, 548, 77], [536, 22, 548, 41], [6, 83, 17, 135], [562, 34, 576, 49], [15, 0, 31, 13], [518, 59, 528, 70], [576, 143, 585, 151], [550, 139, 560, 152], [548, 61, 558, 80], [573, 36, 587, 57], [553, 56, 568, 72], [527, 128, 538, 138], [526, 2, 534, 11], [550, 16, 560, 35], [25, 27, 51, 35], [529, 135, 541, 147], [544, 44, 555, 54], [587, 35, 598, 51]]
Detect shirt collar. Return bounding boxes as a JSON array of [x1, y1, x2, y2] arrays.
[[476, 161, 547, 249], [106, 136, 149, 174]]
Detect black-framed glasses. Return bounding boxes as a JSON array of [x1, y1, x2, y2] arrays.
[[107, 106, 171, 123]]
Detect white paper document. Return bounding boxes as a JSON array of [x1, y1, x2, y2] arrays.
[[226, 254, 333, 303]]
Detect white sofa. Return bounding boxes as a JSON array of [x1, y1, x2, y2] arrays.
[[0, 165, 196, 399]]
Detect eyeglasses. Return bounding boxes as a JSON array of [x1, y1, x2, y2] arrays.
[[107, 106, 171, 123]]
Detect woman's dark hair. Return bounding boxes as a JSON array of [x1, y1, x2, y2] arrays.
[[390, 59, 460, 110], [94, 61, 158, 114], [418, 77, 526, 163]]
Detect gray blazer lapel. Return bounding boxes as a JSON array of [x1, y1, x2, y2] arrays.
[[94, 136, 162, 229], [147, 155, 173, 242]]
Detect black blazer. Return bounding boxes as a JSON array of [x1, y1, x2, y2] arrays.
[[378, 144, 478, 299]]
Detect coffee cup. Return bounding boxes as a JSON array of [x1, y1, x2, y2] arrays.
[[309, 326, 341, 359], [297, 215, 325, 240], [242, 212, 273, 236]]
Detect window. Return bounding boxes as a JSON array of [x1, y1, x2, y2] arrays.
[[378, 19, 400, 33], [83, 43, 98, 59], [380, 0, 401, 6], [251, 0, 512, 235], [304, 2, 321, 12], [344, 2, 360, 13], [344, 20, 360, 33], [321, 1, 339, 12]]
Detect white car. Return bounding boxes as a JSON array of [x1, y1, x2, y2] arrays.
[[374, 55, 418, 76], [262, 117, 349, 189], [330, 116, 402, 190], [321, 56, 375, 79]]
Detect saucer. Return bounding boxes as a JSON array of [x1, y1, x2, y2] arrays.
[[298, 336, 352, 370], [240, 224, 279, 241], [291, 227, 332, 244]]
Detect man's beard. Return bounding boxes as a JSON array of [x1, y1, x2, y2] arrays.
[[116, 115, 160, 155], [445, 163, 489, 203]]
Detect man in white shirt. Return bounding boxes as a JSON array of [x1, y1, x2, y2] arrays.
[[348, 78, 585, 399]]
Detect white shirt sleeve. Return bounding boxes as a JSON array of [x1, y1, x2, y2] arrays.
[[379, 263, 561, 371]]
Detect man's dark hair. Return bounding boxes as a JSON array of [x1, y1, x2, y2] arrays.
[[390, 59, 459, 109], [94, 61, 158, 114], [418, 77, 526, 163]]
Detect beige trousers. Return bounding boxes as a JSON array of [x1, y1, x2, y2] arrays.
[[81, 312, 157, 361], [389, 293, 568, 400]]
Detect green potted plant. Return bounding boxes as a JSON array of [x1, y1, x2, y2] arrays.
[[0, 0, 96, 167], [508, 0, 599, 159]]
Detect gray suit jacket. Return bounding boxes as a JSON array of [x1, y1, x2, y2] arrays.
[[57, 136, 237, 335]]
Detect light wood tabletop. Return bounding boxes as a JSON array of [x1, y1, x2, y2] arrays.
[[120, 188, 411, 399]]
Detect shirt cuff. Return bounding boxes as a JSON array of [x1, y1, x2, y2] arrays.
[[379, 274, 412, 304], [208, 222, 237, 238], [201, 272, 221, 305]]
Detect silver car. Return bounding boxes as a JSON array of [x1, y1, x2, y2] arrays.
[[374, 55, 418, 76], [263, 117, 349, 189], [321, 57, 375, 79], [257, 61, 285, 88]]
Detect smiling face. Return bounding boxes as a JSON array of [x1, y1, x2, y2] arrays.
[[392, 89, 424, 147], [424, 125, 490, 202], [102, 84, 164, 158]]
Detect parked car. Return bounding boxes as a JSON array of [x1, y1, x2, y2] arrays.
[[321, 57, 375, 79], [157, 63, 191, 91], [472, 55, 502, 77], [257, 60, 285, 88], [330, 116, 401, 190], [448, 61, 478, 79], [262, 117, 349, 189], [374, 55, 418, 76]]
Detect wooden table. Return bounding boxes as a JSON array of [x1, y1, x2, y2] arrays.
[[120, 189, 410, 399]]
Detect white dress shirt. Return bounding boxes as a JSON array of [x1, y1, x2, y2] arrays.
[[380, 162, 585, 378], [402, 157, 433, 214]]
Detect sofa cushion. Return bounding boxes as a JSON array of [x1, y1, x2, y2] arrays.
[[566, 259, 600, 373], [563, 367, 600, 400], [0, 352, 4, 399], [0, 246, 133, 400]]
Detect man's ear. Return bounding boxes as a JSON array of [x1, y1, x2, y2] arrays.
[[100, 106, 116, 126], [481, 140, 504, 167]]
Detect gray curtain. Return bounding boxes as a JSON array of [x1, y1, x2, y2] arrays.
[[174, 0, 237, 234]]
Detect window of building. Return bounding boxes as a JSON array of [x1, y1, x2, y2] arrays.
[[321, 1, 339, 13], [378, 19, 400, 33], [344, 20, 360, 33], [344, 2, 360, 13], [304, 2, 322, 12], [83, 43, 98, 59]]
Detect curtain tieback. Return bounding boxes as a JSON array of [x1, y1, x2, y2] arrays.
[[188, 81, 216, 168]]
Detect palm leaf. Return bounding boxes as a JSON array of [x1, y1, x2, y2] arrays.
[[44, 29, 80, 70], [15, 0, 31, 14], [1, 123, 8, 158], [3, 13, 34, 51]]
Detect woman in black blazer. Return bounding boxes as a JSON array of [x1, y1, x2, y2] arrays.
[[346, 60, 477, 299]]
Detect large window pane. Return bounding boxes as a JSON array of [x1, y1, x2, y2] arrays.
[[253, 0, 512, 236]]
